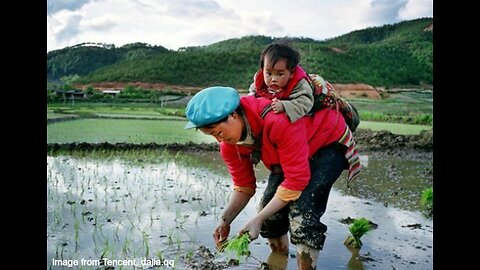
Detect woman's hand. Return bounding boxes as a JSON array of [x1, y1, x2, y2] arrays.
[[213, 190, 253, 249], [240, 216, 264, 241], [213, 218, 230, 249], [242, 196, 289, 241]]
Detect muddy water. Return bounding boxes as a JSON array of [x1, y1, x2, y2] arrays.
[[47, 149, 432, 269]]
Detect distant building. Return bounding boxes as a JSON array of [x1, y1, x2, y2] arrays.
[[54, 90, 86, 99], [102, 89, 121, 96]]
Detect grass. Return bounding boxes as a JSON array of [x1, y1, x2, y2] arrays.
[[359, 111, 432, 125], [47, 93, 433, 145], [47, 114, 430, 145], [349, 91, 432, 116], [47, 119, 216, 144], [48, 102, 185, 119], [358, 121, 432, 135], [348, 91, 433, 125]]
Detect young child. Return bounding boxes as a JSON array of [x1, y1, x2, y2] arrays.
[[249, 40, 314, 123]]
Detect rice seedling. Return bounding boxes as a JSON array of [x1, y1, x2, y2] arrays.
[[59, 234, 68, 259], [114, 224, 121, 242], [101, 236, 113, 258], [54, 210, 62, 226], [74, 219, 80, 252], [167, 230, 175, 246], [126, 214, 136, 228], [122, 236, 132, 256], [219, 232, 251, 258], [174, 210, 187, 228], [420, 187, 433, 217], [142, 230, 150, 258], [70, 202, 77, 218], [156, 250, 164, 261], [186, 249, 194, 260], [134, 197, 140, 215], [344, 218, 373, 249], [175, 233, 182, 249]]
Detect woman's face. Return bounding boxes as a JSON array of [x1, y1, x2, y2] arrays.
[[263, 58, 294, 92], [199, 111, 244, 144]]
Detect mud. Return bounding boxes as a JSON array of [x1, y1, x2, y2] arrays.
[[47, 128, 433, 154]]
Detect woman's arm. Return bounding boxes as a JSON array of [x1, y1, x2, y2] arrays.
[[281, 79, 314, 122], [213, 190, 252, 247], [241, 196, 288, 240]]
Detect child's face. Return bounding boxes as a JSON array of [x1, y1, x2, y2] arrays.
[[263, 58, 294, 92]]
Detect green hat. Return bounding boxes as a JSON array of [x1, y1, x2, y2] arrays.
[[184, 86, 240, 129]]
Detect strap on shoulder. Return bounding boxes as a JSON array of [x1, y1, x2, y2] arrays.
[[251, 104, 272, 166], [260, 104, 272, 119]]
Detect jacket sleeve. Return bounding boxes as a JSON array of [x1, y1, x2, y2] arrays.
[[220, 142, 257, 196], [248, 82, 257, 96], [266, 116, 311, 198], [248, 70, 261, 96], [281, 79, 314, 123]]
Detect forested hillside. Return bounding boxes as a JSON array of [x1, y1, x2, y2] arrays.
[[47, 18, 432, 88], [47, 42, 169, 81]]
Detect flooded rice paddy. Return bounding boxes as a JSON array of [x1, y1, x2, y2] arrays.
[[47, 149, 432, 269]]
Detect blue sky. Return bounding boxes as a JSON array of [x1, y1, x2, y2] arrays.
[[47, 0, 433, 52]]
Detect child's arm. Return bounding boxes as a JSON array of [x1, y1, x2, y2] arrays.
[[248, 82, 257, 96], [278, 79, 314, 122], [248, 70, 261, 96]]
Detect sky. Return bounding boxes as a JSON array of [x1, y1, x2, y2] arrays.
[[47, 0, 433, 52]]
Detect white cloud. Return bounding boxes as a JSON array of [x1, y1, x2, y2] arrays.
[[46, 0, 433, 52], [398, 0, 433, 20], [47, 10, 83, 47], [47, 0, 92, 15], [367, 0, 410, 24]]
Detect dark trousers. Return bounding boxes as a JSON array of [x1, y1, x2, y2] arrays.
[[259, 143, 347, 250]]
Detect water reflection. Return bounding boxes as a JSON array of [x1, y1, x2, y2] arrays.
[[266, 251, 289, 270], [47, 150, 432, 269], [347, 247, 365, 270]]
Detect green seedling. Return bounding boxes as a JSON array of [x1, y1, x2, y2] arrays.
[[219, 232, 251, 257], [344, 218, 373, 249], [420, 187, 433, 216]]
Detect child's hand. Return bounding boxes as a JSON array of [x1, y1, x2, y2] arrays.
[[271, 98, 285, 113]]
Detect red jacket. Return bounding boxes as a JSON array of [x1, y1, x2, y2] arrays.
[[220, 95, 346, 192], [253, 65, 309, 100]]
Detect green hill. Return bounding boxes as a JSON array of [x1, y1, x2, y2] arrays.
[[47, 18, 432, 88], [47, 42, 169, 81]]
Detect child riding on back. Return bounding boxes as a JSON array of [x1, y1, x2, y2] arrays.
[[249, 39, 314, 123]]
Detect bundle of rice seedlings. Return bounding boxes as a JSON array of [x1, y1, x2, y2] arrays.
[[344, 217, 373, 249], [219, 232, 251, 257], [420, 187, 433, 216]]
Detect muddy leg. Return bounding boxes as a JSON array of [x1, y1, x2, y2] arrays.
[[296, 244, 319, 270], [267, 234, 289, 254], [266, 249, 289, 270]]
